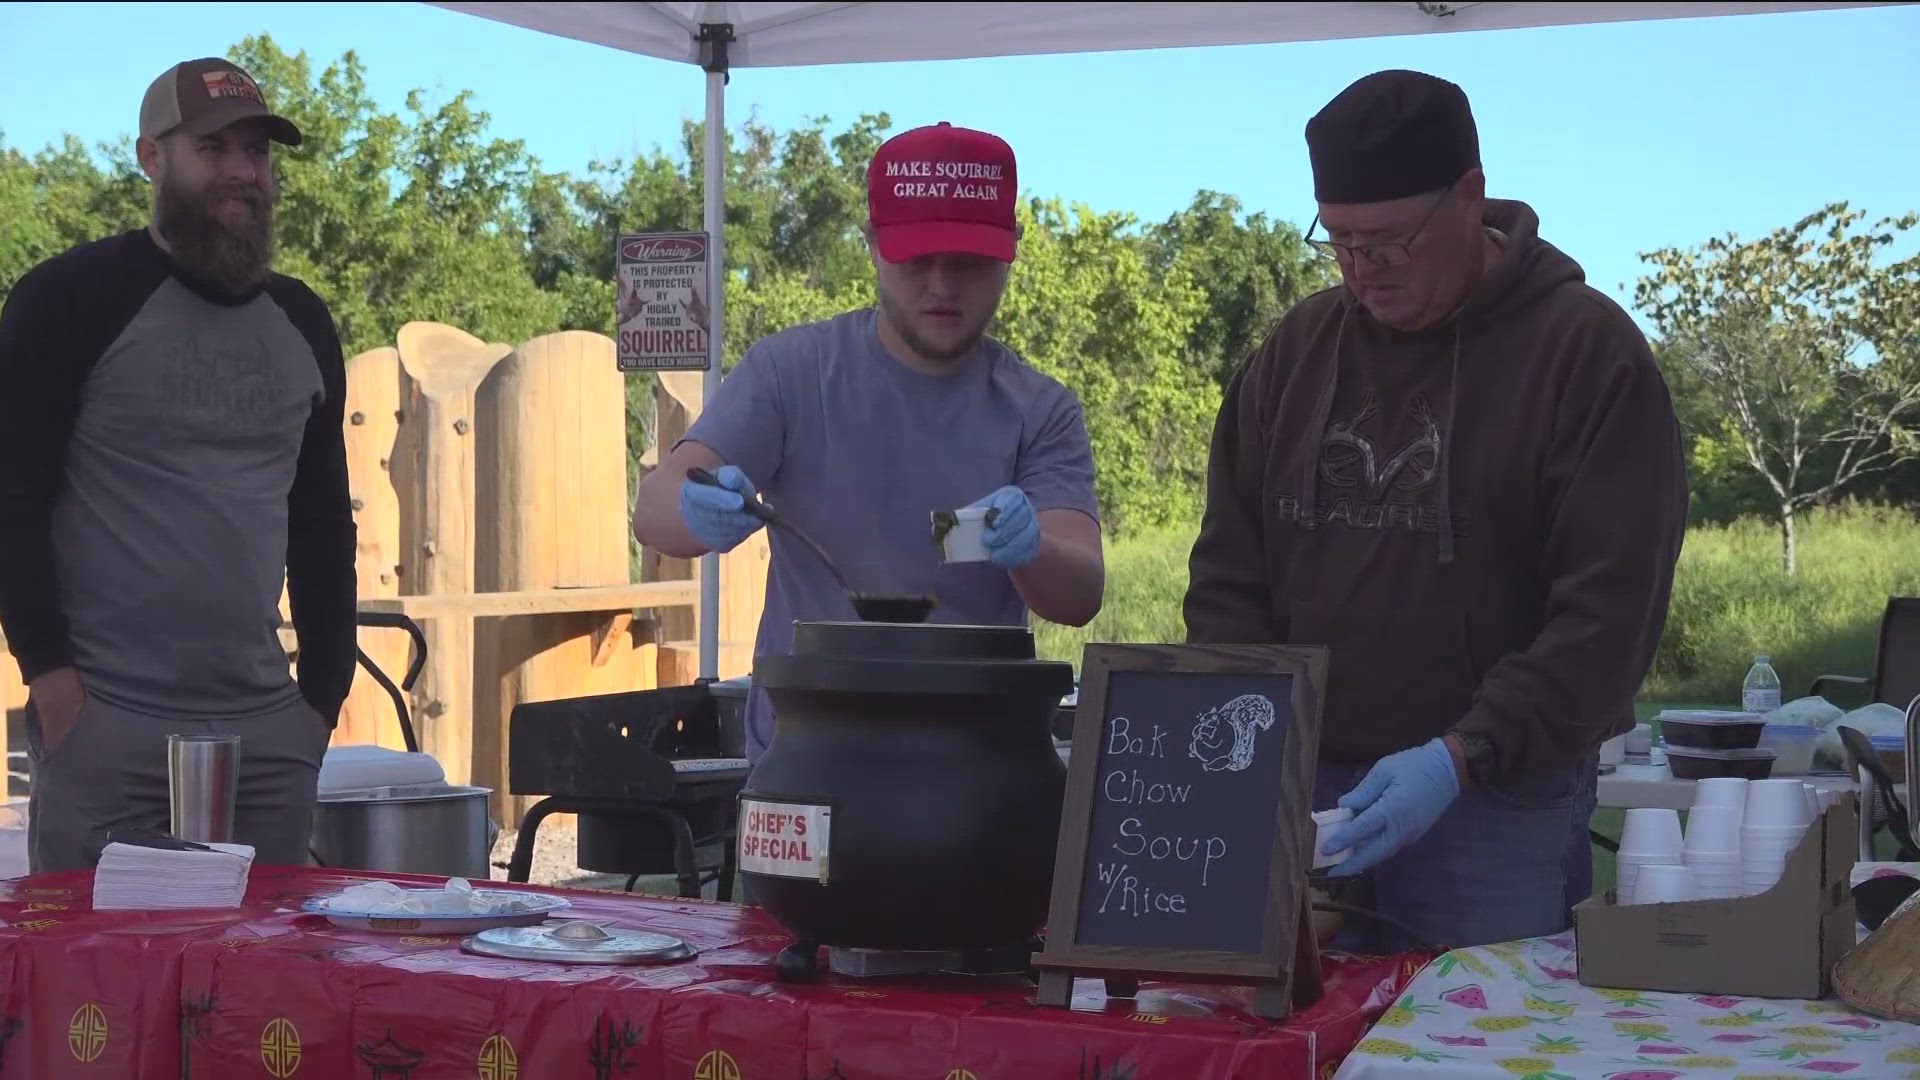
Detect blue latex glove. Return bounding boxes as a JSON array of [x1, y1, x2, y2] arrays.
[[1321, 737, 1462, 876], [968, 485, 1041, 568], [679, 465, 764, 553]]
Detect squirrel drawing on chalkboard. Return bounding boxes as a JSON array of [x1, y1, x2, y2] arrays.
[[1187, 694, 1277, 773]]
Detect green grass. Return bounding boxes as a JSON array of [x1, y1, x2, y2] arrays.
[[1037, 503, 1920, 709], [1033, 524, 1196, 663], [1645, 503, 1920, 703]]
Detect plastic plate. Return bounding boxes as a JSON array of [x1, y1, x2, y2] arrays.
[[301, 889, 572, 934]]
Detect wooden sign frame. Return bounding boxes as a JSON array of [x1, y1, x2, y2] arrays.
[[1034, 643, 1327, 1020]]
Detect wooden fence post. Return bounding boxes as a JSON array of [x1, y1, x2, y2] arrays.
[[394, 322, 511, 784], [474, 330, 659, 825]]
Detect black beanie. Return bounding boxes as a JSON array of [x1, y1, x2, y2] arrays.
[[1306, 70, 1480, 205]]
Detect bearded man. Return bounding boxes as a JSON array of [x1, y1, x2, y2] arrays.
[[631, 121, 1105, 764], [0, 57, 356, 871]]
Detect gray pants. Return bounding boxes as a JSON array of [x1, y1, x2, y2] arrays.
[[25, 692, 329, 873]]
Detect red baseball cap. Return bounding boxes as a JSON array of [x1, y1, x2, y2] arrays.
[[867, 122, 1018, 264]]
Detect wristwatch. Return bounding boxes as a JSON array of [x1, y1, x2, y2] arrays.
[[1452, 731, 1501, 788]]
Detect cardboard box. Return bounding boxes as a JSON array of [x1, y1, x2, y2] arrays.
[[1575, 794, 1858, 1000]]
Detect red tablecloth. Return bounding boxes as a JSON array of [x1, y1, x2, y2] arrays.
[[0, 868, 1428, 1079]]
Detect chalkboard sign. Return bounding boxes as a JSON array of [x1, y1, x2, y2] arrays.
[[1034, 643, 1326, 1018]]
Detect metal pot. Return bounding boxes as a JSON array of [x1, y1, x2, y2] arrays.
[[311, 784, 497, 879], [308, 612, 498, 879]]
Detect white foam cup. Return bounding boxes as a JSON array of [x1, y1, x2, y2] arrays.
[[1616, 808, 1685, 903], [1626, 722, 1654, 756], [933, 506, 992, 563], [1741, 824, 1805, 848], [1745, 779, 1811, 828], [1687, 861, 1744, 899], [1631, 864, 1697, 905], [1310, 807, 1353, 870], [1621, 808, 1685, 855], [1741, 861, 1787, 894], [1684, 804, 1742, 855], [1693, 777, 1750, 818]]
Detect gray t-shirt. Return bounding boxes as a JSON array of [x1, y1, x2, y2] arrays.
[[681, 307, 1099, 759]]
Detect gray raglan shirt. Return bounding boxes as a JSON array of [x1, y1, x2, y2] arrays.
[[0, 228, 357, 722]]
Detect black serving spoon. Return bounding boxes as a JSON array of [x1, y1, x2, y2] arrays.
[[685, 467, 936, 624]]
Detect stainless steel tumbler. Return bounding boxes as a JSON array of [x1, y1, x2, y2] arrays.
[[168, 734, 241, 844]]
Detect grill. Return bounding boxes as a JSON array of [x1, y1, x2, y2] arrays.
[[503, 682, 749, 898]]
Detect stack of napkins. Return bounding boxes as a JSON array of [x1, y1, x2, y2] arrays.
[[92, 842, 255, 910]]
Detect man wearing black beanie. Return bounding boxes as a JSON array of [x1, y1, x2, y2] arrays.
[[1184, 70, 1689, 950]]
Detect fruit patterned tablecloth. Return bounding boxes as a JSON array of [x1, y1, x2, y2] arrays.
[[1331, 933, 1920, 1080]]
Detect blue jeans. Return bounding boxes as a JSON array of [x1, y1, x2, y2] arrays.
[[1314, 751, 1599, 954]]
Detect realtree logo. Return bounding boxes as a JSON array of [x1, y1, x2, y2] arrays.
[[621, 237, 705, 262]]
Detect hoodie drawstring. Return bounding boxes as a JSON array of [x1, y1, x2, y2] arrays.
[[1299, 305, 1351, 536], [1434, 327, 1461, 566]]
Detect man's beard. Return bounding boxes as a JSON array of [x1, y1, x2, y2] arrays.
[[877, 289, 988, 364], [155, 179, 277, 295]]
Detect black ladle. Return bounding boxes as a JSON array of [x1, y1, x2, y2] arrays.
[[685, 467, 936, 624]]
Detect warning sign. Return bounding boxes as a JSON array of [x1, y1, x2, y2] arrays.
[[614, 231, 710, 372], [738, 798, 832, 883]]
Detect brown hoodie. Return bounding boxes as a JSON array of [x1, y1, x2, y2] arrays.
[[1183, 199, 1688, 779]]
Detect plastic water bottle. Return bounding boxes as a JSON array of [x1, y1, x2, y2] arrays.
[[1742, 654, 1782, 713]]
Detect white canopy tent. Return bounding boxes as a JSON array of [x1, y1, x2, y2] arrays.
[[428, 0, 1905, 681]]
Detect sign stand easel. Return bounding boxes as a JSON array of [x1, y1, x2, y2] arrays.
[[1032, 643, 1328, 1021]]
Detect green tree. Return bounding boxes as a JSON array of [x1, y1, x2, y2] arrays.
[[996, 198, 1220, 532], [1147, 190, 1333, 387], [1636, 203, 1920, 573], [0, 137, 55, 288], [222, 35, 561, 355], [0, 132, 147, 295]]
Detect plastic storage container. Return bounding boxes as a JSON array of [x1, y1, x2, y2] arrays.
[[1657, 710, 1768, 750], [1759, 723, 1819, 775], [1666, 744, 1777, 780], [317, 746, 447, 795], [1870, 732, 1907, 780]]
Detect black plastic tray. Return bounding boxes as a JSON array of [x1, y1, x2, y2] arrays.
[[1658, 710, 1767, 750]]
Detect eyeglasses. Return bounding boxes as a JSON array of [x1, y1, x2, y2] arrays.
[[1306, 184, 1454, 269]]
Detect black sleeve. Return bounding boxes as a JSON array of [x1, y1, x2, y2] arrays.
[[0, 262, 85, 683], [272, 280, 358, 726]]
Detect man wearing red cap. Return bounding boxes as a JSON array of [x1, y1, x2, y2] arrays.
[[1185, 70, 1687, 950], [633, 122, 1105, 762], [0, 58, 356, 871]]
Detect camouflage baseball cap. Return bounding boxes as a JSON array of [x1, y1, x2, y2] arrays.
[[140, 58, 301, 145]]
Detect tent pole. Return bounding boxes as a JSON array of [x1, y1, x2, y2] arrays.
[[697, 24, 732, 684]]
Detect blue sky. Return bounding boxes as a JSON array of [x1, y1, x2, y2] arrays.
[[2, 2, 1916, 319]]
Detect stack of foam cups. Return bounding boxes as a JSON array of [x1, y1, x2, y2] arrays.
[[1617, 807, 1688, 903], [1683, 801, 1744, 899], [1741, 778, 1812, 895], [1684, 776, 1747, 900]]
